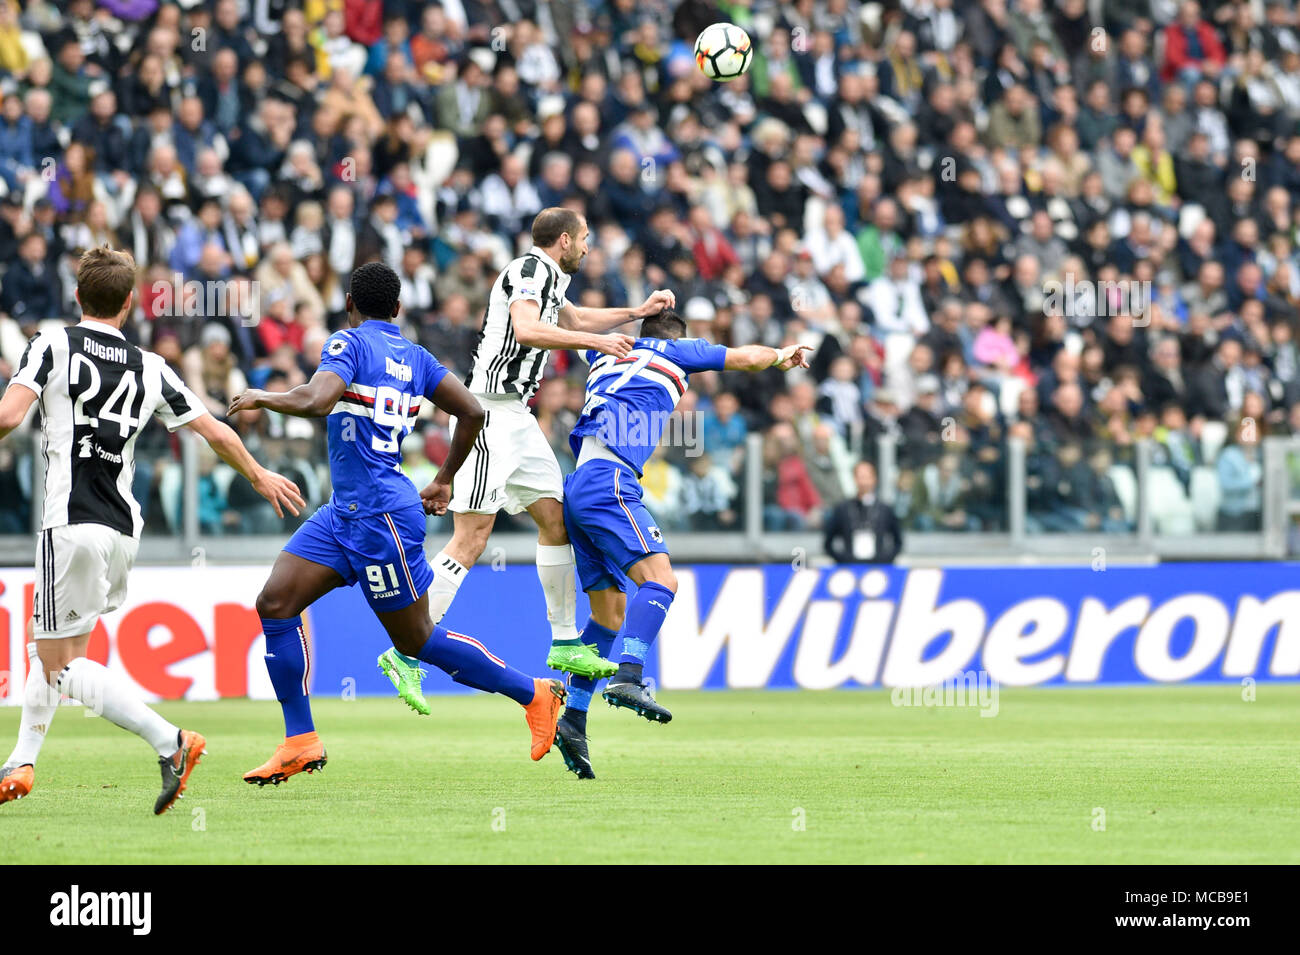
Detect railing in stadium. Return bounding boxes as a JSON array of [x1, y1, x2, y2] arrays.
[[0, 429, 1290, 565]]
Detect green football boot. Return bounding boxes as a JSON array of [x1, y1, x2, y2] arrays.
[[378, 648, 431, 716], [545, 642, 617, 680]]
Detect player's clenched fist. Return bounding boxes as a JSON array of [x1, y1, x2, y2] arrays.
[[592, 333, 636, 358]]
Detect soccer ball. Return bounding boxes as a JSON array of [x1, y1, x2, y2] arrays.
[[694, 23, 753, 82]]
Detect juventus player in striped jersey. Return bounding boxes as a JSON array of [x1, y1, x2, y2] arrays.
[[0, 247, 304, 814], [376, 208, 677, 708]]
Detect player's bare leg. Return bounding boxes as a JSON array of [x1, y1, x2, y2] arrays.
[[529, 497, 616, 679], [376, 590, 565, 761], [24, 628, 205, 813], [602, 553, 678, 723], [428, 510, 495, 620], [243, 552, 343, 786], [588, 587, 629, 632], [2, 619, 56, 804]]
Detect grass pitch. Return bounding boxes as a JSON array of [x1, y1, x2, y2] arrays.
[[2, 686, 1297, 864]]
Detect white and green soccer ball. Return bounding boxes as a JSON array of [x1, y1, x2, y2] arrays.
[[694, 22, 753, 82]]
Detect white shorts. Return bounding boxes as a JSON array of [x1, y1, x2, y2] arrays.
[[32, 523, 138, 639], [449, 393, 564, 515]]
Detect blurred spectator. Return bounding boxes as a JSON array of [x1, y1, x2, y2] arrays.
[[763, 422, 821, 530], [823, 461, 902, 563], [183, 323, 246, 420], [699, 390, 747, 475], [680, 452, 739, 531], [1217, 415, 1263, 531]]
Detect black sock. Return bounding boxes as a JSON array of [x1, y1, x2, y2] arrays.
[[614, 662, 643, 685], [565, 708, 587, 733]]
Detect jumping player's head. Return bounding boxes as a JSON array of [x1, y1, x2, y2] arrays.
[[639, 308, 686, 341], [346, 260, 402, 326], [531, 207, 588, 274], [75, 245, 136, 325]]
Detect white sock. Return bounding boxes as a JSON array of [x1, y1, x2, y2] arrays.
[[536, 543, 579, 643], [428, 551, 468, 624], [5, 643, 60, 767], [56, 658, 179, 757]]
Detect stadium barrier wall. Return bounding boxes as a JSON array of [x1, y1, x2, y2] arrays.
[[2, 562, 1298, 702], [2, 434, 1299, 565]]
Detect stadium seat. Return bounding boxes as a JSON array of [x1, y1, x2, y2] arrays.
[[414, 130, 457, 227], [1189, 467, 1222, 532], [883, 332, 917, 374], [158, 462, 183, 534], [998, 376, 1025, 419], [1108, 464, 1138, 524], [1178, 202, 1207, 240], [213, 465, 237, 502], [1200, 420, 1228, 464], [1147, 466, 1196, 535]]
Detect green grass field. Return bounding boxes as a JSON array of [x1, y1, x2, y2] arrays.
[[2, 686, 1297, 864]]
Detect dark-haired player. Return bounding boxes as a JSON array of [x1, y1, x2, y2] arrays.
[[553, 310, 810, 778], [228, 262, 566, 785], [391, 207, 677, 695]]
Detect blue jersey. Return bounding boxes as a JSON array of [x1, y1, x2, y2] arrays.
[[569, 336, 727, 475], [317, 320, 449, 518]]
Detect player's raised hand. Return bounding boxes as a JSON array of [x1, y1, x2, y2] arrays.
[[252, 468, 305, 518], [420, 477, 452, 516], [774, 344, 814, 371], [639, 289, 676, 316], [593, 333, 635, 358], [228, 389, 267, 416]]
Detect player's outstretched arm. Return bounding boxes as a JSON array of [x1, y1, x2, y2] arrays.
[[185, 412, 305, 518], [510, 300, 635, 357], [0, 383, 37, 442], [557, 289, 677, 333], [724, 343, 814, 372], [228, 370, 347, 419], [418, 374, 485, 516]]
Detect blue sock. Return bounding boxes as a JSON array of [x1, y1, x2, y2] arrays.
[[417, 625, 536, 705], [618, 582, 673, 665], [261, 616, 315, 737], [568, 619, 618, 713], [394, 650, 420, 668]]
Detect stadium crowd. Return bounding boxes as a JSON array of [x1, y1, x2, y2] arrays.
[[0, 0, 1297, 545]]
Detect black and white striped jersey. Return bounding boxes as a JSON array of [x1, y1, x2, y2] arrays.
[[464, 246, 571, 401], [9, 321, 206, 538]]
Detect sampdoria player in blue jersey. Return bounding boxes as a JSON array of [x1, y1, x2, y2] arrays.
[[227, 263, 566, 785], [554, 308, 810, 778]]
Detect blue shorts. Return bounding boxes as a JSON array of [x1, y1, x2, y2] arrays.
[[563, 460, 668, 593], [283, 502, 433, 612]]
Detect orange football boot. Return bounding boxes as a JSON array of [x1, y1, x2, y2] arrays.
[[243, 731, 327, 787], [0, 764, 34, 804], [523, 679, 566, 761]]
